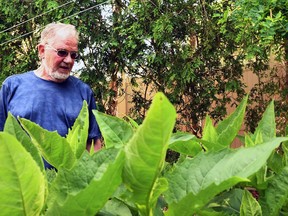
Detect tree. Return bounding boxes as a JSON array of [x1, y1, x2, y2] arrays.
[[73, 0, 130, 116], [0, 0, 40, 82], [221, 0, 288, 133], [0, 0, 248, 136], [112, 0, 246, 136], [6, 0, 287, 137]]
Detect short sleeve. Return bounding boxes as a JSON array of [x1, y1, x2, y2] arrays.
[[0, 82, 9, 131], [87, 92, 102, 140]]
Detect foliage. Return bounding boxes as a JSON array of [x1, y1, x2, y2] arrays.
[[1, 0, 288, 137], [0, 0, 247, 135], [116, 0, 246, 133], [219, 0, 288, 134], [1, 92, 288, 215], [2, 0, 288, 136], [0, 0, 42, 82]]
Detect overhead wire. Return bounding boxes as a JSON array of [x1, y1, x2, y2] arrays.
[[0, 0, 111, 46], [0, 1, 74, 34]]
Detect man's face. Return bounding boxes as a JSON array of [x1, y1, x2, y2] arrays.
[[40, 30, 78, 82]]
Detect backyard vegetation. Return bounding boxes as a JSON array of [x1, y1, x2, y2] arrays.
[[1, 0, 288, 215], [1, 0, 287, 135], [1, 92, 288, 215]]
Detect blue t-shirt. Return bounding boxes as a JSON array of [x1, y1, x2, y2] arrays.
[[0, 71, 101, 168]]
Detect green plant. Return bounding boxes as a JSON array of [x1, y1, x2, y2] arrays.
[[1, 92, 288, 215]]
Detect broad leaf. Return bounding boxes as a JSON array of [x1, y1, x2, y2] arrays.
[[267, 150, 283, 174], [245, 131, 263, 147], [169, 132, 203, 156], [19, 118, 76, 170], [216, 95, 248, 147], [4, 113, 45, 172], [253, 100, 276, 142], [125, 115, 139, 129], [245, 133, 255, 147], [93, 110, 134, 148], [99, 198, 133, 216], [164, 137, 288, 216], [165, 176, 246, 216], [282, 142, 288, 168], [260, 166, 288, 216], [123, 92, 176, 215], [199, 139, 223, 152], [0, 132, 46, 215], [240, 190, 262, 216], [202, 115, 218, 147], [208, 188, 243, 215], [46, 148, 124, 215], [66, 100, 89, 158]]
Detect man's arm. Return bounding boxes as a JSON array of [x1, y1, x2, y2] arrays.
[[0, 83, 9, 131]]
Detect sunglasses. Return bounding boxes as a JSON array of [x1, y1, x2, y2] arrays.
[[45, 44, 79, 60]]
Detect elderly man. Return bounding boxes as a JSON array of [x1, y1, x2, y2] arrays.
[[0, 23, 102, 169]]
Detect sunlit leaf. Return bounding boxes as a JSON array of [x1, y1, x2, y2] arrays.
[[164, 137, 288, 216], [0, 132, 46, 215], [94, 110, 134, 148], [19, 118, 76, 170], [260, 166, 288, 216], [66, 100, 89, 159], [169, 132, 203, 156], [216, 95, 248, 147], [4, 113, 45, 172], [46, 148, 124, 215], [123, 92, 176, 215], [240, 190, 262, 216]]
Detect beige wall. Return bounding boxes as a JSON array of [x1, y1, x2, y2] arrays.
[[116, 59, 285, 148], [116, 77, 134, 118]]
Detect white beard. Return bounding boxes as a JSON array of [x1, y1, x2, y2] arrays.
[[43, 62, 70, 81], [49, 71, 70, 80]]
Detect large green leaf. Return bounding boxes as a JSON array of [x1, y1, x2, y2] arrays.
[[4, 113, 45, 172], [168, 132, 203, 156], [216, 95, 248, 147], [19, 118, 76, 170], [46, 148, 124, 215], [0, 132, 46, 215], [99, 198, 133, 216], [260, 166, 288, 216], [207, 188, 243, 215], [245, 131, 264, 147], [122, 92, 176, 216], [202, 115, 218, 149], [252, 100, 275, 142], [199, 115, 223, 151], [240, 190, 262, 216], [125, 115, 140, 129], [93, 110, 134, 148], [164, 137, 288, 216], [66, 100, 89, 158], [245, 101, 276, 188]]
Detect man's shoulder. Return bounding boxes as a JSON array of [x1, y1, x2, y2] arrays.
[[68, 75, 91, 89], [3, 71, 34, 85]]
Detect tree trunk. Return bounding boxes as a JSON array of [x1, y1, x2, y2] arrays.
[[284, 35, 288, 88], [285, 38, 288, 90]]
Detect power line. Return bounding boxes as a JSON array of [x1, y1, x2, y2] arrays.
[[58, 0, 111, 23], [0, 0, 111, 46], [0, 1, 74, 34]]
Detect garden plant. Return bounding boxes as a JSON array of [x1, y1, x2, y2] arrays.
[[1, 92, 288, 215]]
